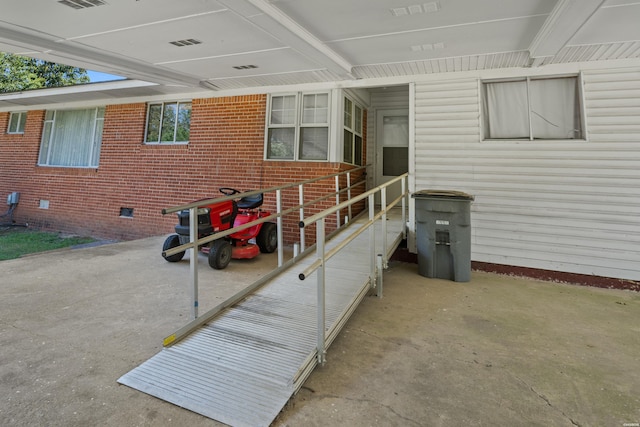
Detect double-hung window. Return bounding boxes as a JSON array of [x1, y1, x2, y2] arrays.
[[343, 97, 363, 165], [7, 111, 26, 134], [266, 92, 329, 160], [144, 101, 191, 144], [38, 107, 104, 168], [482, 75, 583, 140]]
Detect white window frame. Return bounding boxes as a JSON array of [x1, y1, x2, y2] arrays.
[[265, 92, 330, 161], [144, 100, 192, 145], [343, 95, 364, 165], [7, 111, 27, 134], [38, 107, 104, 168], [481, 74, 585, 141]]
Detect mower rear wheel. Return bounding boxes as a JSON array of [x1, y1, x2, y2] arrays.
[[208, 239, 232, 270], [162, 234, 185, 262], [257, 222, 277, 253]]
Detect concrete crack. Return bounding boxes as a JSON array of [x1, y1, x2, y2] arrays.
[[515, 375, 581, 427]]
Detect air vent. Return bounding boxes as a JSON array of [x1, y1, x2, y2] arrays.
[[58, 0, 107, 9], [411, 42, 445, 52], [232, 65, 258, 70], [391, 2, 440, 16], [169, 39, 202, 47]]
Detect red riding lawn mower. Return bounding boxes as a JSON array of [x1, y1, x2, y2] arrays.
[[162, 187, 277, 269]]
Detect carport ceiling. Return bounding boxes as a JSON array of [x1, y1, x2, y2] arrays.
[[1, 0, 639, 90]]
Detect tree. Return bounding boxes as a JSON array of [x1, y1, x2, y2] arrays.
[[0, 53, 90, 93]]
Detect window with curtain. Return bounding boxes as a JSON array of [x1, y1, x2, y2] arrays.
[[266, 92, 329, 161], [482, 76, 583, 140], [343, 97, 363, 166], [38, 107, 105, 168], [144, 101, 191, 144]]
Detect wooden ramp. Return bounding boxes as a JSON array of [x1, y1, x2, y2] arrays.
[[118, 210, 405, 427]]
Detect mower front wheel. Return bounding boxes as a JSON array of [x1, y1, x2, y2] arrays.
[[162, 234, 185, 262], [208, 239, 232, 270], [257, 222, 278, 253]]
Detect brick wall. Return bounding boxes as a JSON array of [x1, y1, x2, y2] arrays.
[[0, 95, 367, 243]]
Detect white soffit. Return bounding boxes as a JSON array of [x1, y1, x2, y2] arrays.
[[569, 3, 640, 45], [328, 16, 548, 65]]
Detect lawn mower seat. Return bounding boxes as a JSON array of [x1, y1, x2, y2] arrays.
[[237, 192, 263, 209]]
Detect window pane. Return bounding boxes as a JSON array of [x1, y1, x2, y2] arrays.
[[39, 121, 53, 164], [145, 104, 162, 143], [354, 135, 363, 166], [271, 95, 296, 125], [8, 112, 25, 133], [175, 102, 191, 142], [267, 128, 295, 159], [344, 98, 353, 129], [302, 93, 328, 124], [343, 129, 353, 164], [530, 77, 581, 139], [383, 147, 408, 176], [91, 118, 104, 167], [161, 103, 178, 142], [300, 127, 328, 160], [484, 81, 529, 139], [354, 106, 362, 133]]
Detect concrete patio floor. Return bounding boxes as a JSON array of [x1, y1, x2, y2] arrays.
[[1, 236, 638, 426]]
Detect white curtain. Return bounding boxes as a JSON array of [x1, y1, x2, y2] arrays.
[[41, 108, 102, 167], [530, 78, 580, 139], [484, 77, 580, 140], [484, 80, 529, 139]]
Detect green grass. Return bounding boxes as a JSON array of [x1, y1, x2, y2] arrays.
[[0, 228, 96, 261]]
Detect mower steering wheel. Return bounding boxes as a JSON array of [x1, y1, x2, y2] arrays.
[[219, 187, 241, 196]]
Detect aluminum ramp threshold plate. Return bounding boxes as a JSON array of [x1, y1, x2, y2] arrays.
[[118, 212, 404, 427]]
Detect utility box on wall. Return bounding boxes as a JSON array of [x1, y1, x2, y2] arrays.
[[412, 190, 474, 282]]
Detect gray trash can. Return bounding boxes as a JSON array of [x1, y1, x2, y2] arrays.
[[412, 190, 474, 282]]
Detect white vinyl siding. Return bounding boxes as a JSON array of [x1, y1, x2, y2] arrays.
[[413, 70, 640, 281]]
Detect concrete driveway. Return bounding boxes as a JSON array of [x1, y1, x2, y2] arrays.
[[1, 236, 638, 426]]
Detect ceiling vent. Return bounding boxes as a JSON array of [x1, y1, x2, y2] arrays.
[[232, 65, 258, 70], [391, 2, 440, 16], [169, 39, 202, 47], [411, 42, 445, 52], [58, 0, 107, 9]]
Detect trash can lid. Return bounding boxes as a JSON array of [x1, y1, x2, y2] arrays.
[[412, 189, 474, 201]]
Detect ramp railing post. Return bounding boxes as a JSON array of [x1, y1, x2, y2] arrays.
[[401, 176, 407, 240], [368, 193, 376, 288], [189, 207, 199, 319], [316, 218, 326, 365], [346, 171, 353, 221], [381, 186, 388, 268], [276, 189, 283, 267], [335, 175, 341, 227], [377, 253, 384, 298], [299, 184, 305, 252]]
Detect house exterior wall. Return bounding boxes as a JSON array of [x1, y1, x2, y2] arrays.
[[0, 94, 365, 243], [412, 67, 640, 281]]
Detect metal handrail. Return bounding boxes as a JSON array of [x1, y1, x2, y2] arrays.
[[160, 165, 369, 320], [162, 165, 367, 214], [297, 173, 409, 364]]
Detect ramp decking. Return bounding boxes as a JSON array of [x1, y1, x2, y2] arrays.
[[118, 209, 405, 426]]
